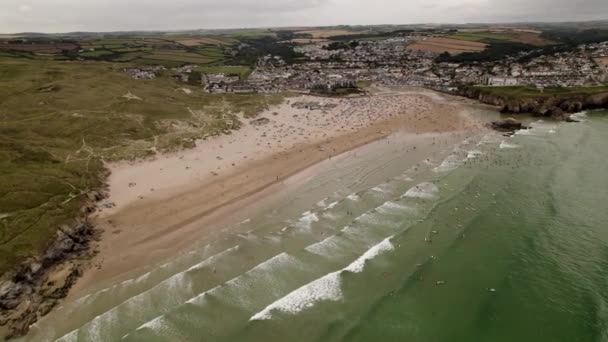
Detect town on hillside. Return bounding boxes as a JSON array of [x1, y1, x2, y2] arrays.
[[117, 29, 608, 94]]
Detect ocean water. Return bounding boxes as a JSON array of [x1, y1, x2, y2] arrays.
[[23, 111, 608, 342]]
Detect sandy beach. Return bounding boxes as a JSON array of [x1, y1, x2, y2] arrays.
[[72, 87, 488, 295]]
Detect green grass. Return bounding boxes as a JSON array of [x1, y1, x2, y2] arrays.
[[144, 54, 219, 64], [0, 58, 285, 276], [111, 52, 150, 62], [195, 47, 225, 58], [448, 32, 512, 42], [194, 65, 252, 79], [79, 50, 114, 57]]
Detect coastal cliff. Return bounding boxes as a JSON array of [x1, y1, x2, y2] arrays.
[[0, 191, 106, 340], [456, 86, 608, 119]]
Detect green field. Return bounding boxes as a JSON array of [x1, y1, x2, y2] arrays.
[[448, 32, 512, 42], [144, 54, 220, 64], [0, 58, 284, 275], [194, 65, 252, 79], [79, 50, 114, 57]]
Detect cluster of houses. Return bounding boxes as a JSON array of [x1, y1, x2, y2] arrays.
[[124, 35, 608, 94], [123, 66, 166, 80]]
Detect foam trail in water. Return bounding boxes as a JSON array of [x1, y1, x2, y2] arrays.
[[344, 238, 394, 273], [402, 182, 439, 200], [433, 154, 463, 173], [346, 193, 360, 201], [296, 211, 319, 229], [500, 141, 519, 149], [467, 150, 483, 159], [325, 201, 339, 210], [251, 238, 394, 321], [56, 245, 240, 341]]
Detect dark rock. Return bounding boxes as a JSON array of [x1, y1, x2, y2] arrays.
[[490, 118, 527, 132], [0, 220, 97, 339], [566, 117, 581, 123], [0, 282, 23, 311]]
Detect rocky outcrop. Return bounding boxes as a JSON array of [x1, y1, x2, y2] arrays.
[[489, 118, 529, 134], [457, 87, 608, 120], [0, 191, 106, 340]]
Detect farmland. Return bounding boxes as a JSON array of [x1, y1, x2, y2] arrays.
[[407, 37, 487, 54], [446, 29, 556, 46], [294, 29, 368, 38], [175, 37, 234, 46], [447, 32, 512, 41], [0, 36, 231, 67]]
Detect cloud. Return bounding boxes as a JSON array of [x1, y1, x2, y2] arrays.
[[0, 0, 606, 33]]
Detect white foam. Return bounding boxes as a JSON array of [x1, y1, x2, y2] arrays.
[[316, 198, 327, 207], [402, 182, 439, 200], [305, 235, 341, 256], [466, 150, 483, 159], [324, 201, 339, 210], [499, 141, 519, 149], [570, 111, 588, 122], [433, 154, 463, 173], [55, 330, 78, 342], [250, 271, 342, 320], [377, 201, 411, 214], [346, 193, 360, 201], [251, 238, 395, 321], [371, 186, 390, 193], [186, 245, 240, 272], [57, 245, 240, 341], [186, 253, 298, 306], [296, 211, 319, 229], [135, 315, 167, 332], [344, 238, 394, 273]]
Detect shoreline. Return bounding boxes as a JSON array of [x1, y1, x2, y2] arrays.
[[1, 87, 491, 339], [73, 88, 487, 295]]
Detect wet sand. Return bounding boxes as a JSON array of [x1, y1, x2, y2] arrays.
[[73, 88, 487, 296]]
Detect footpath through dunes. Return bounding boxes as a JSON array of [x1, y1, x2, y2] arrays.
[[37, 133, 493, 342], [70, 88, 485, 295]]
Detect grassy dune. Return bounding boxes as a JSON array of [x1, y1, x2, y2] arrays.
[[0, 58, 283, 275]]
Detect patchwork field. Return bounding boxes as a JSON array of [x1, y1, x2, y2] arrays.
[[290, 38, 331, 44], [407, 37, 487, 54], [447, 29, 555, 46], [0, 36, 231, 67], [447, 32, 512, 41], [295, 29, 368, 38], [0, 43, 79, 55], [175, 37, 232, 47]]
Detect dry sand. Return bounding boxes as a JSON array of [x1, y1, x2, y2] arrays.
[[73, 87, 488, 294]]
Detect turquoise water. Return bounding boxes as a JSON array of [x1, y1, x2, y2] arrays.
[[25, 111, 608, 342]]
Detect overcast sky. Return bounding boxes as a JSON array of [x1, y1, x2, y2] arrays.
[[1, 0, 607, 33]]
